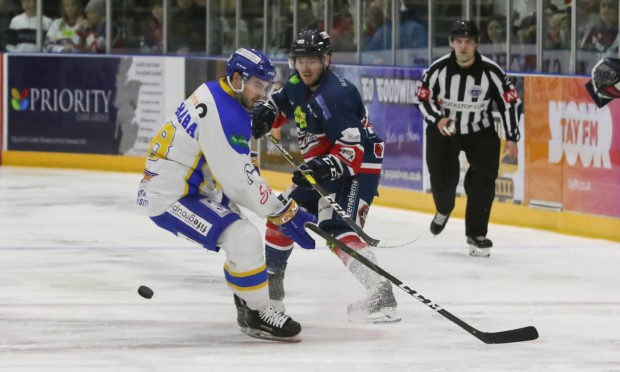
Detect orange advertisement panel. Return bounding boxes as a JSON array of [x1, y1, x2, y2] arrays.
[[524, 75, 620, 218]]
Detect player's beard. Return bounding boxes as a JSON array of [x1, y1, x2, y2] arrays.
[[239, 93, 256, 110]]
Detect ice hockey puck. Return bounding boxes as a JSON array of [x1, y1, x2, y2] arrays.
[[138, 285, 153, 299]]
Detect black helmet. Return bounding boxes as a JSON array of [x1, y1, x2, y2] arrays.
[[290, 29, 332, 58], [449, 20, 479, 41]]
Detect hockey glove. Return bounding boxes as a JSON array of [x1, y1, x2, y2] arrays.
[[586, 57, 620, 108], [292, 155, 343, 187], [267, 199, 316, 249], [250, 99, 278, 139]]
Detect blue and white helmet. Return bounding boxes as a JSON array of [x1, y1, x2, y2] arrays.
[[226, 48, 276, 83]]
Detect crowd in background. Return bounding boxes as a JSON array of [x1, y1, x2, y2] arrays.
[[0, 0, 617, 74]]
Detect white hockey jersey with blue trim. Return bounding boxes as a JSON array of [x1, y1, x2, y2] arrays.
[[136, 79, 283, 217]]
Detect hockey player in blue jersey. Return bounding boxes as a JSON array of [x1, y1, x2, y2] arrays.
[[251, 29, 400, 323], [136, 48, 316, 342]]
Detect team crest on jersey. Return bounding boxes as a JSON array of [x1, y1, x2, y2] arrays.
[[142, 169, 158, 182], [469, 86, 482, 98], [374, 143, 384, 158]]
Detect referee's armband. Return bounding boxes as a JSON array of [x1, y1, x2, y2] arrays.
[[416, 86, 431, 101]]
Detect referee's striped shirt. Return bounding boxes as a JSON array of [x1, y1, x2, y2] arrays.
[[415, 50, 521, 141]]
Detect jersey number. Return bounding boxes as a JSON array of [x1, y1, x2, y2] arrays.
[[148, 122, 176, 161]]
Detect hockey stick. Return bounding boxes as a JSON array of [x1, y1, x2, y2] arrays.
[[305, 222, 539, 344], [265, 133, 417, 248]]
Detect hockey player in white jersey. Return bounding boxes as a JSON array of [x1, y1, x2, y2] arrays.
[[136, 48, 316, 342]]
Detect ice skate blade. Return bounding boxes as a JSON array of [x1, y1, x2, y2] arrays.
[[468, 246, 491, 257], [241, 327, 302, 343]]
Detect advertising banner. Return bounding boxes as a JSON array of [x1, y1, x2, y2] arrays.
[[337, 65, 425, 191], [8, 55, 120, 154], [524, 75, 620, 218], [7, 55, 184, 156]]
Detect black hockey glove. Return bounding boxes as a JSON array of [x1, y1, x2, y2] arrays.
[[585, 57, 620, 108], [292, 155, 343, 187], [250, 99, 278, 139]]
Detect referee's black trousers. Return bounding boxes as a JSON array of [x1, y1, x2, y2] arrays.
[[426, 125, 500, 237]]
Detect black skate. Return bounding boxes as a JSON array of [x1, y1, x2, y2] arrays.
[[467, 236, 492, 257], [233, 294, 248, 330], [244, 305, 301, 342], [430, 212, 450, 235], [347, 282, 401, 324]]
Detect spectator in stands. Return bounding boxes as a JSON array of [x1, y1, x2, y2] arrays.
[[546, 11, 570, 50], [72, 0, 120, 53], [141, 0, 163, 54], [479, 16, 506, 66], [482, 16, 506, 44], [361, 0, 385, 49], [6, 0, 52, 52], [515, 14, 536, 44], [365, 0, 428, 51], [580, 0, 619, 53], [0, 0, 19, 51], [44, 0, 84, 52]]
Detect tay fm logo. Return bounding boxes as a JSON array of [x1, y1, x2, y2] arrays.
[[11, 88, 29, 111]]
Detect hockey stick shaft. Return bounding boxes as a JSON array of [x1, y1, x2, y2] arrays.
[[265, 133, 380, 246], [305, 223, 539, 344]]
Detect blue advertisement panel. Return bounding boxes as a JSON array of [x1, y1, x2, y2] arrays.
[[8, 55, 120, 154], [336, 65, 425, 191]]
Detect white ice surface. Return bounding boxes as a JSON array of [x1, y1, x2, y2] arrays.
[[0, 166, 619, 372]]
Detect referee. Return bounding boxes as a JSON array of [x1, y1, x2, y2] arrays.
[[415, 20, 522, 257]]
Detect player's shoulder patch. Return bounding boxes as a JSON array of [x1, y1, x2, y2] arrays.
[[289, 74, 301, 84]]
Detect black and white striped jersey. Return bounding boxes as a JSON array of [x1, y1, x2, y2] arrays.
[[415, 51, 521, 141]]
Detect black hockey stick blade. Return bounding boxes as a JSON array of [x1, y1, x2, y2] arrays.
[[477, 326, 539, 344], [306, 222, 539, 344]]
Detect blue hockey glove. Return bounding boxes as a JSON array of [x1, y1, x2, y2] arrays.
[[267, 199, 316, 249], [292, 155, 343, 187], [250, 99, 278, 139]]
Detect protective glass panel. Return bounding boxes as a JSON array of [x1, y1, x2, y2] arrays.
[[431, 0, 464, 60], [361, 0, 394, 65], [576, 0, 618, 75], [168, 0, 206, 55]]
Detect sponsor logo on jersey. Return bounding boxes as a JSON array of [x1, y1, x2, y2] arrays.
[[294, 106, 307, 129], [340, 127, 361, 142], [470, 85, 482, 98], [439, 98, 489, 112], [229, 134, 249, 148], [345, 179, 359, 217], [170, 202, 212, 236], [259, 184, 272, 205], [289, 75, 301, 84], [200, 199, 232, 217], [136, 190, 149, 207], [11, 88, 29, 110]]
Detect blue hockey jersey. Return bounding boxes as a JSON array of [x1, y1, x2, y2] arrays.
[[272, 70, 384, 177]]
